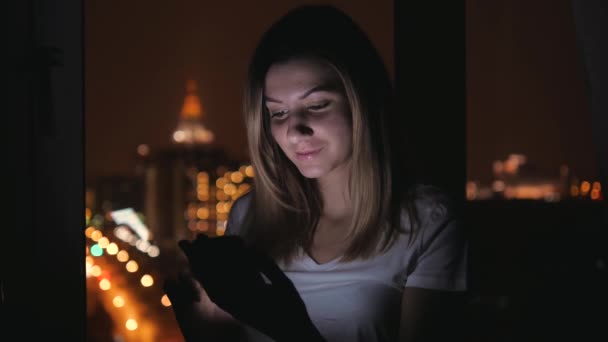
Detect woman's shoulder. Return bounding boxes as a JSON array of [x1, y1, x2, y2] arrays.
[[407, 183, 454, 215], [399, 183, 456, 231], [397, 185, 468, 292]]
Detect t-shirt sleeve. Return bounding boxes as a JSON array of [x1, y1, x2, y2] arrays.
[[225, 190, 253, 237], [405, 195, 468, 292]]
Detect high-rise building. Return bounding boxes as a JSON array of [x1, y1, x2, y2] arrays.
[[171, 80, 214, 145], [139, 80, 253, 248]]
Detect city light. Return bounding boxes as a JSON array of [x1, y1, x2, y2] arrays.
[[245, 165, 254, 177], [126, 260, 139, 273], [467, 153, 602, 201], [591, 189, 600, 200], [90, 244, 103, 257], [224, 184, 237, 196], [161, 294, 171, 307], [581, 181, 591, 195], [98, 237, 110, 248], [91, 230, 103, 242], [85, 256, 94, 277], [90, 265, 102, 277], [188, 220, 197, 231], [140, 274, 154, 287], [114, 226, 131, 241], [197, 221, 209, 232], [173, 130, 186, 143], [197, 207, 209, 219], [84, 80, 258, 341], [571, 185, 580, 197], [197, 171, 209, 182], [216, 221, 226, 236], [238, 183, 251, 193], [117, 250, 129, 262], [113, 296, 125, 308], [592, 182, 601, 191], [106, 243, 119, 255], [231, 171, 244, 183], [125, 319, 138, 331], [99, 278, 111, 291], [136, 240, 150, 253], [147, 246, 160, 258], [85, 226, 96, 238], [137, 144, 150, 156]]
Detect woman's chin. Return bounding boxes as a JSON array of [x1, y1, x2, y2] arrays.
[[296, 166, 326, 179]]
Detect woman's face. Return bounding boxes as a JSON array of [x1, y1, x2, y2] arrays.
[[264, 58, 353, 180]]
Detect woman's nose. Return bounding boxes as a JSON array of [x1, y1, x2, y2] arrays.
[[286, 112, 313, 144]]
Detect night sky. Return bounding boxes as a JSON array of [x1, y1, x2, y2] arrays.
[[86, 0, 599, 185]]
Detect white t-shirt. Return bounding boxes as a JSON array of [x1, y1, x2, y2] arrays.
[[226, 184, 468, 342]]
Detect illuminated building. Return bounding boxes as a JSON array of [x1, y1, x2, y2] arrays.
[[171, 80, 214, 145], [467, 153, 602, 201], [138, 80, 253, 246]]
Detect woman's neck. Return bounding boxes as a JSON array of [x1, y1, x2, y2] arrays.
[[317, 163, 352, 221]]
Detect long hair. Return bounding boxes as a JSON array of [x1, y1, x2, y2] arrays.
[[240, 5, 419, 264]]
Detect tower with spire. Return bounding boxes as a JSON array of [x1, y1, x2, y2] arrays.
[[139, 79, 253, 249], [172, 80, 214, 145]]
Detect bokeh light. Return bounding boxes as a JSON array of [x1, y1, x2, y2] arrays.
[[99, 278, 111, 290], [126, 260, 139, 273], [90, 244, 103, 257], [245, 165, 254, 177], [90, 265, 102, 277], [113, 296, 125, 308], [98, 237, 110, 248], [85, 227, 96, 238], [117, 250, 129, 262], [147, 246, 160, 258], [231, 171, 244, 183], [161, 294, 171, 307], [125, 319, 138, 331], [106, 243, 119, 255], [91, 230, 103, 242], [140, 274, 154, 287]]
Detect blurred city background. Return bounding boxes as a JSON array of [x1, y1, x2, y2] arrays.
[[83, 0, 604, 341]]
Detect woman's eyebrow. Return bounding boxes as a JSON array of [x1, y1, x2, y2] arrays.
[[264, 83, 339, 104], [298, 83, 338, 99]]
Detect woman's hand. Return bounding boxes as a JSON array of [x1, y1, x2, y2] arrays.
[[164, 271, 244, 341], [179, 234, 325, 342]]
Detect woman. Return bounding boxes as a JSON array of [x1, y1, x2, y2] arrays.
[[167, 5, 468, 342]]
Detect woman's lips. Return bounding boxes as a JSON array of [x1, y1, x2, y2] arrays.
[[295, 148, 322, 160]]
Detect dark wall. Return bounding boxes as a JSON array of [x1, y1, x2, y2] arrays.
[[6, 0, 85, 340], [394, 0, 466, 204], [571, 0, 608, 198], [394, 2, 607, 341]]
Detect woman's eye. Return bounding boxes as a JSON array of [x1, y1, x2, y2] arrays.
[[270, 109, 288, 118], [308, 101, 330, 111]]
